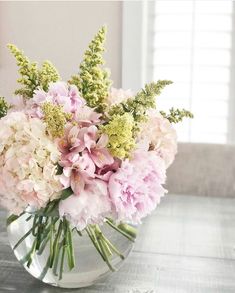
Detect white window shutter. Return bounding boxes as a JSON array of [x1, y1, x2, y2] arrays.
[[149, 1, 235, 143]]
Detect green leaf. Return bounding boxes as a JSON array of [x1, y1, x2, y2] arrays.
[[6, 214, 21, 226], [60, 187, 73, 200], [55, 163, 63, 175]]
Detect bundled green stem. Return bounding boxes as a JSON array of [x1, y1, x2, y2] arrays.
[[7, 210, 137, 281]]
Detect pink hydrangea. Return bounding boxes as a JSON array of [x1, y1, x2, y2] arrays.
[[108, 151, 167, 224], [59, 179, 111, 230], [26, 81, 84, 118]]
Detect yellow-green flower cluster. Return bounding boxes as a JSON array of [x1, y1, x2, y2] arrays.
[[69, 26, 111, 112], [160, 107, 194, 123], [42, 102, 72, 138], [101, 113, 135, 159], [109, 81, 173, 123], [0, 97, 9, 118], [108, 80, 173, 137], [7, 44, 60, 99], [8, 44, 38, 98], [38, 61, 60, 91]]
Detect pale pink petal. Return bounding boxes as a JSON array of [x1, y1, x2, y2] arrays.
[[76, 151, 96, 177], [71, 172, 85, 195], [59, 179, 111, 230], [90, 148, 114, 168], [97, 134, 109, 148], [63, 167, 72, 177], [59, 174, 71, 189], [49, 82, 68, 97], [96, 170, 113, 181]]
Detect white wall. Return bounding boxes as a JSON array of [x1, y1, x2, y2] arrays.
[[0, 1, 122, 100]]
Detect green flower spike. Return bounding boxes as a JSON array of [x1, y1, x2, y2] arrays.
[[8, 44, 60, 99], [109, 80, 173, 123], [69, 26, 111, 112], [160, 107, 194, 123], [0, 97, 10, 118]]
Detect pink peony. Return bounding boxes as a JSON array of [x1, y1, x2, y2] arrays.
[[59, 179, 111, 230], [108, 151, 167, 224]]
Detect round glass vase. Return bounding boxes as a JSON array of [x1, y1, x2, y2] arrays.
[[7, 213, 135, 289]]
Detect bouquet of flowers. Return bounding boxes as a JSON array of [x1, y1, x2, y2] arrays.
[[0, 27, 192, 281]]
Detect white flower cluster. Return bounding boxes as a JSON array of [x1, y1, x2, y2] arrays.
[[107, 88, 133, 107], [138, 110, 177, 168], [0, 112, 62, 215]]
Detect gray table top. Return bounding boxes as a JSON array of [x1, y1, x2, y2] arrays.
[[1, 194, 235, 293]]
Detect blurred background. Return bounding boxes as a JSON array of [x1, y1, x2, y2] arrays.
[[1, 0, 235, 146]]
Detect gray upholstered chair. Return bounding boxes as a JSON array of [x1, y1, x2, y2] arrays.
[[166, 143, 235, 197]]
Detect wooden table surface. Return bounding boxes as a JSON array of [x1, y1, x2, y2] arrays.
[[1, 194, 235, 293]]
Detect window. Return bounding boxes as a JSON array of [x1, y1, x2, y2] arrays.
[[122, 1, 235, 144]]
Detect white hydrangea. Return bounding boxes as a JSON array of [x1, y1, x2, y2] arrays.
[[107, 88, 133, 107], [138, 109, 177, 168], [0, 111, 62, 215]]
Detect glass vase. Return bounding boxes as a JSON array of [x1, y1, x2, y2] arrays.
[[7, 213, 135, 288]]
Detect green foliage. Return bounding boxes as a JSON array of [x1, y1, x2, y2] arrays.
[[6, 213, 21, 226], [8, 44, 60, 98], [160, 107, 194, 123], [60, 187, 73, 200], [108, 80, 173, 136], [55, 163, 63, 175], [101, 113, 136, 159], [42, 102, 72, 138], [69, 26, 111, 112], [0, 97, 10, 118], [109, 80, 173, 123]]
